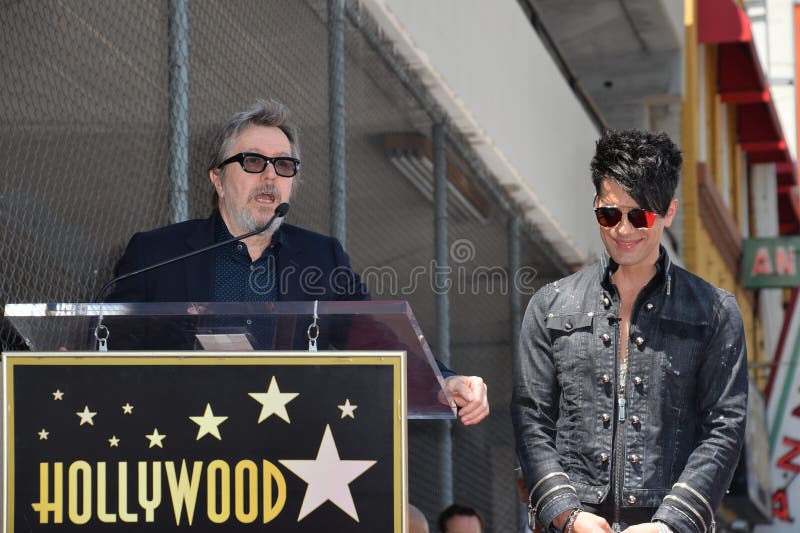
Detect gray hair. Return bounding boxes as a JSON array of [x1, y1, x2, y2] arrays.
[[207, 98, 301, 171]]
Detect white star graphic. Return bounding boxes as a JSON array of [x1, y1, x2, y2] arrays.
[[338, 399, 358, 419], [248, 376, 299, 423], [52, 389, 64, 400], [38, 429, 49, 440], [108, 435, 120, 447], [189, 403, 228, 440], [145, 428, 166, 448], [279, 424, 376, 522], [76, 405, 97, 426], [122, 403, 134, 414]]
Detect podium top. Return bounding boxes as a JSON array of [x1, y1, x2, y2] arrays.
[[3, 300, 455, 419]]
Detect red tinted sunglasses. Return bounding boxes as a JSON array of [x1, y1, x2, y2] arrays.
[[594, 205, 658, 229]]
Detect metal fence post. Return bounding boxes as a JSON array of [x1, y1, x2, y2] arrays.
[[328, 0, 347, 245], [168, 0, 189, 224], [433, 121, 453, 509], [509, 215, 522, 361]]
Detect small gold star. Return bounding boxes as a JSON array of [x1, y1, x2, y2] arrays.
[[76, 405, 97, 426], [108, 435, 120, 447], [189, 403, 228, 440], [338, 399, 358, 419], [248, 376, 299, 423], [145, 428, 166, 448], [122, 403, 134, 414], [52, 389, 64, 400], [38, 429, 49, 440]]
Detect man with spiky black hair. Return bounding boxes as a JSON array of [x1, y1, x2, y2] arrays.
[[512, 130, 747, 533]]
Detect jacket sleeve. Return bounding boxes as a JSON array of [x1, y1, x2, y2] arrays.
[[511, 285, 581, 530], [652, 293, 748, 533]]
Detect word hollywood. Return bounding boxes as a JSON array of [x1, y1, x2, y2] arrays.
[[33, 459, 288, 526], [13, 356, 393, 531]]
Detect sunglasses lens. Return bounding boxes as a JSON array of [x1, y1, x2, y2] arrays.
[[595, 207, 623, 228], [628, 209, 657, 229], [242, 155, 268, 173]]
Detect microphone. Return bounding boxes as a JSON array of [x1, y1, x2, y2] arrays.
[[92, 203, 290, 302]]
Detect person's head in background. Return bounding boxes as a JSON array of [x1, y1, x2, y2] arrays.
[[438, 504, 484, 533], [409, 504, 430, 533]]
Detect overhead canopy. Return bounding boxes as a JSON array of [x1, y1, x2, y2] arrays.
[[699, 0, 798, 233]]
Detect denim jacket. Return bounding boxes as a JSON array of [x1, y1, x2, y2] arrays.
[[511, 249, 748, 533]]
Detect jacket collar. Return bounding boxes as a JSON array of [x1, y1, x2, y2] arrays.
[[599, 245, 673, 296], [181, 212, 308, 301]]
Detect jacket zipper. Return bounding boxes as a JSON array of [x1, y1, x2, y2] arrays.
[[674, 483, 714, 520], [664, 495, 707, 531], [671, 482, 716, 532], [526, 473, 573, 532], [612, 313, 626, 532]]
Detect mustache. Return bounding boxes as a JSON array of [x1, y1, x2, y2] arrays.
[[249, 184, 281, 200]]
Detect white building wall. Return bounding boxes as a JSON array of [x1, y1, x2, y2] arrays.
[[749, 0, 797, 160], [767, 0, 797, 160], [721, 103, 731, 208], [747, 1, 770, 67], [747, 0, 799, 366], [740, 151, 752, 238], [362, 0, 603, 265], [751, 163, 784, 364]]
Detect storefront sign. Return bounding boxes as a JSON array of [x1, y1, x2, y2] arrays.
[[743, 237, 800, 288]]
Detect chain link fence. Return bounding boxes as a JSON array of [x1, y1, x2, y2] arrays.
[[1, 1, 566, 530]]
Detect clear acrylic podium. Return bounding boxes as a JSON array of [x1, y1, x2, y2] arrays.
[[2, 300, 455, 532], [3, 300, 456, 418]]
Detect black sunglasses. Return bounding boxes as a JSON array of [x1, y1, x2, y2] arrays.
[[594, 205, 658, 229], [218, 152, 300, 177]]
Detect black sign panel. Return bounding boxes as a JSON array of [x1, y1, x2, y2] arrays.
[[4, 352, 405, 532]]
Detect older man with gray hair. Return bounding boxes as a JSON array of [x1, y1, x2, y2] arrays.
[[108, 98, 489, 425]]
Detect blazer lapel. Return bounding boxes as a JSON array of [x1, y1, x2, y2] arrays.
[[183, 216, 216, 302], [276, 225, 304, 301]]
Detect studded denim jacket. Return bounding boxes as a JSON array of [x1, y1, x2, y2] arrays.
[[511, 249, 748, 533]]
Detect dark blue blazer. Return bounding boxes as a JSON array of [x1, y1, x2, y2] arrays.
[[107, 215, 367, 303]]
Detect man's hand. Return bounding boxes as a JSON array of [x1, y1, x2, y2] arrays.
[[442, 375, 489, 425], [569, 511, 613, 533], [622, 524, 660, 533], [553, 510, 613, 533]]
